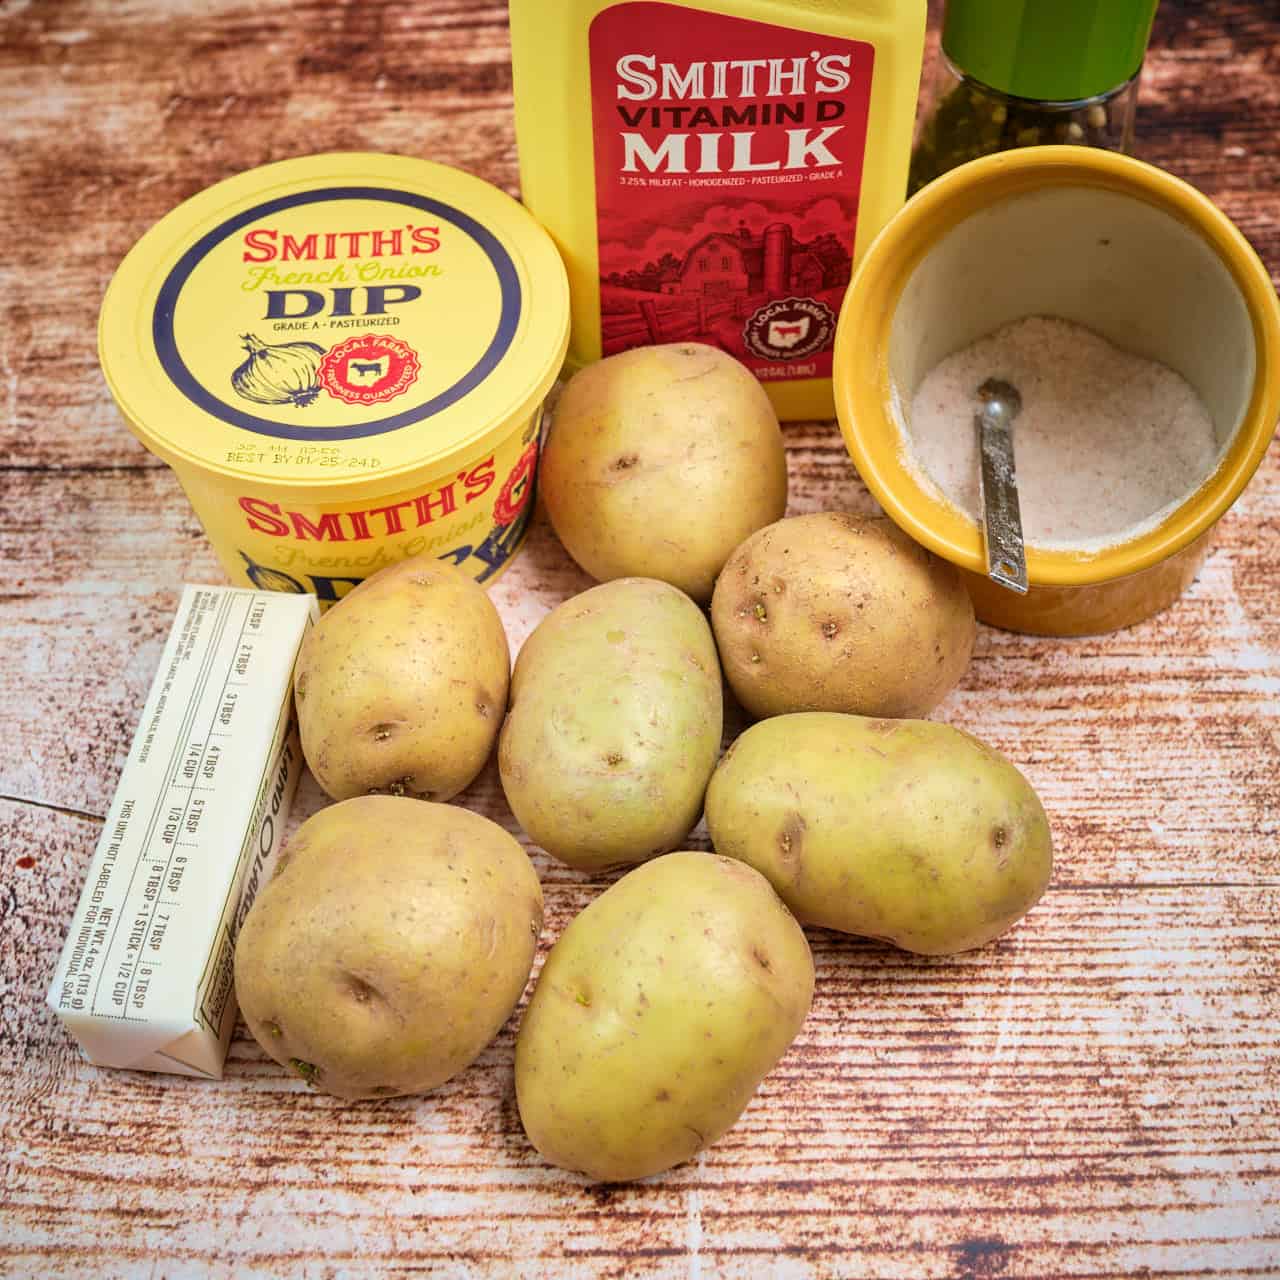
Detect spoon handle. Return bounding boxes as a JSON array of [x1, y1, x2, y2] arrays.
[[976, 407, 1029, 595]]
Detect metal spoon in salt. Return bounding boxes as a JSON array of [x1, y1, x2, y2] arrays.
[[975, 378, 1028, 595]]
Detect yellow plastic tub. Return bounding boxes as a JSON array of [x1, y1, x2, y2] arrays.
[[100, 153, 570, 606], [834, 147, 1280, 635]]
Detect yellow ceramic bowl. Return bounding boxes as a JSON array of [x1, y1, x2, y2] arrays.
[[834, 146, 1280, 635]]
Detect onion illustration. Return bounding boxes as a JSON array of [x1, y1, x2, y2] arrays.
[[231, 334, 326, 408], [239, 552, 307, 594]]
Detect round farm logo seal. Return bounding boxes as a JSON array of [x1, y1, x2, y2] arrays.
[[492, 441, 539, 526], [318, 333, 421, 406], [743, 297, 836, 361]]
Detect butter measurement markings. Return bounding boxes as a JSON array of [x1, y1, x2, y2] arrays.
[[174, 628, 257, 791], [89, 590, 234, 1019], [148, 594, 252, 975], [104, 593, 238, 1016], [194, 683, 293, 1035], [159, 839, 203, 906], [90, 592, 244, 1020], [144, 596, 269, 993]]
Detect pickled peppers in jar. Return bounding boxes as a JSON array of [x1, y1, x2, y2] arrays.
[[910, 0, 1160, 194]]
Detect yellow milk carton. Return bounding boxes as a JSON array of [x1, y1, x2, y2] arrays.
[[510, 0, 927, 421]]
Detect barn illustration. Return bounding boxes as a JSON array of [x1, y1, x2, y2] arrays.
[[599, 208, 854, 359], [660, 222, 827, 298]]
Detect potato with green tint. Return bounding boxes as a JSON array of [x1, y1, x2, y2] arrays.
[[540, 343, 787, 603], [234, 796, 542, 1101], [705, 713, 1052, 954], [711, 512, 975, 720], [294, 554, 510, 803], [515, 851, 813, 1181], [498, 578, 722, 872]]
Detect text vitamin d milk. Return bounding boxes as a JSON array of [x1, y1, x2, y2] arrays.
[[510, 0, 925, 421], [99, 153, 569, 605]]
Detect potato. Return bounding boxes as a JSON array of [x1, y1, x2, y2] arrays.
[[705, 713, 1052, 954], [540, 343, 787, 603], [711, 512, 975, 720], [234, 796, 542, 1101], [498, 578, 722, 872], [515, 851, 812, 1181], [294, 554, 509, 803]]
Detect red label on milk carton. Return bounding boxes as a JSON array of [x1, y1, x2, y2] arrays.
[[589, 1, 874, 382]]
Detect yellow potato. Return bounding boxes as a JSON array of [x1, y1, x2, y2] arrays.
[[234, 796, 542, 1101], [498, 578, 722, 872], [515, 852, 813, 1181], [540, 343, 787, 603], [706, 712, 1052, 954], [711, 512, 975, 719], [293, 554, 509, 802]]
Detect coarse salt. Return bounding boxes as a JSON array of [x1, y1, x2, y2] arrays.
[[903, 315, 1219, 550]]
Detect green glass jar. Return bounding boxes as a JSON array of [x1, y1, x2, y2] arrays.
[[910, 0, 1160, 194]]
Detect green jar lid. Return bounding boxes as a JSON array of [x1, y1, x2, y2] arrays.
[[942, 0, 1160, 102]]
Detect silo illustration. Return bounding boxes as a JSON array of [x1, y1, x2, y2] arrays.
[[762, 222, 793, 296]]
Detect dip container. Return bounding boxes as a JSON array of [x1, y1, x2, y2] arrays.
[[100, 153, 570, 606], [834, 146, 1280, 635]]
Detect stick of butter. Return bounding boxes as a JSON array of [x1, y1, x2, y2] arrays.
[[47, 585, 318, 1079]]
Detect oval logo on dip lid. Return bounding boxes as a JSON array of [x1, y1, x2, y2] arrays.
[[100, 153, 569, 493]]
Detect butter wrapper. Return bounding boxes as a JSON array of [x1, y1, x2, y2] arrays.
[[47, 585, 317, 1079]]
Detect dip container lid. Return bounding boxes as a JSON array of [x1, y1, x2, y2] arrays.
[[100, 152, 570, 500]]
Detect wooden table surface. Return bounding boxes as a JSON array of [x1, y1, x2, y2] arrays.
[[2, 1, 1278, 1276]]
